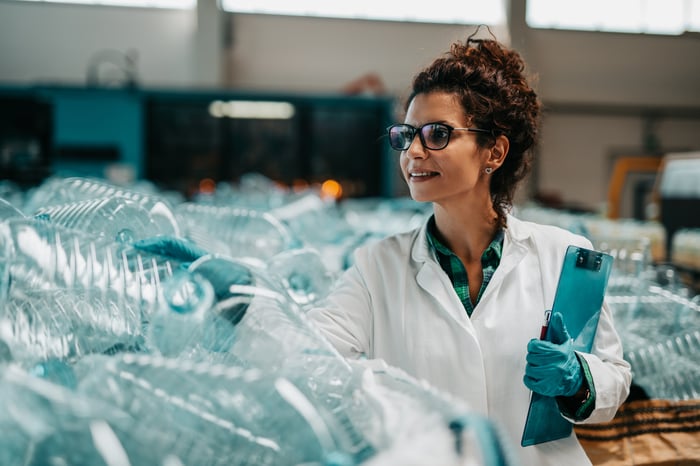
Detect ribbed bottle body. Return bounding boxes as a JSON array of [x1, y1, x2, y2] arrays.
[[0, 289, 142, 365], [0, 218, 181, 317], [25, 176, 181, 237], [34, 196, 165, 242]]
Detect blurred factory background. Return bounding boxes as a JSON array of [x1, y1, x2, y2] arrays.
[[1, 3, 700, 464], [0, 0, 699, 238]]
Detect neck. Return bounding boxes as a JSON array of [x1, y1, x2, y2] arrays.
[[432, 199, 499, 262]]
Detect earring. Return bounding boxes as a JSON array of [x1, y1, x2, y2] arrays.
[[484, 167, 493, 174]]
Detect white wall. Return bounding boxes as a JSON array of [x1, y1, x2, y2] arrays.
[[1, 1, 699, 212], [0, 1, 197, 87], [521, 29, 700, 108], [225, 13, 507, 96]]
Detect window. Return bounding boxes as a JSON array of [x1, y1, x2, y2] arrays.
[[219, 0, 505, 25], [15, 0, 194, 9], [527, 0, 700, 35]]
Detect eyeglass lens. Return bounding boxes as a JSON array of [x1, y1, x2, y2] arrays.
[[389, 124, 452, 151]]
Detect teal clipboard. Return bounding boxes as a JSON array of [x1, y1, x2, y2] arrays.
[[521, 245, 613, 447]]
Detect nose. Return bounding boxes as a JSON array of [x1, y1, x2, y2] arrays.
[[404, 132, 427, 159]]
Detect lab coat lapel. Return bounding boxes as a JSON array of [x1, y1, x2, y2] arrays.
[[412, 224, 472, 330], [415, 262, 469, 323]]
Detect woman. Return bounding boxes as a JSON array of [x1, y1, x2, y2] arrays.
[[308, 34, 631, 465]]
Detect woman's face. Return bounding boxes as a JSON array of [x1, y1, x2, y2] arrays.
[[400, 91, 491, 205]]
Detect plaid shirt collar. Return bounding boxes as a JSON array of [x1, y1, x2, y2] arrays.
[[426, 215, 504, 316]]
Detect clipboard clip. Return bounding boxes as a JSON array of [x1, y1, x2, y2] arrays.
[[575, 248, 603, 272]]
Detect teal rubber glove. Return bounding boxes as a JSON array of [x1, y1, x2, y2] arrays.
[[133, 236, 209, 263], [523, 311, 583, 397]]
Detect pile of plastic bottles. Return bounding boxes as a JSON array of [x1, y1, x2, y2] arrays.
[[0, 175, 514, 466]]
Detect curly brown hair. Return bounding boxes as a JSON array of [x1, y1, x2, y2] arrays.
[[406, 37, 542, 228]]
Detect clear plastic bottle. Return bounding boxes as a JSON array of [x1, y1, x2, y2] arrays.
[[0, 197, 25, 221], [266, 247, 336, 309], [0, 288, 142, 366], [0, 180, 25, 213], [24, 176, 181, 237], [146, 269, 217, 357], [147, 256, 273, 358], [75, 353, 352, 466], [269, 192, 354, 247], [0, 364, 134, 466], [625, 329, 700, 400], [0, 217, 179, 311], [34, 196, 165, 242], [175, 203, 297, 260]]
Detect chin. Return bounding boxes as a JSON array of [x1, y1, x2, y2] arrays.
[[408, 190, 433, 203]]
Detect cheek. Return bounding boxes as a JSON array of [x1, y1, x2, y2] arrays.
[[399, 154, 409, 179]]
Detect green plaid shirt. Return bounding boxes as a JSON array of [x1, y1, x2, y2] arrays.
[[426, 216, 504, 317]]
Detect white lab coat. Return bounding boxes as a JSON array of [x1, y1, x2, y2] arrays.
[[308, 214, 631, 466]]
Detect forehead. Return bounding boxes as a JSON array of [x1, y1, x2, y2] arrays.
[[405, 92, 464, 124]]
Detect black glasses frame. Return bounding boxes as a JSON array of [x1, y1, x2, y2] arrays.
[[387, 122, 491, 151]]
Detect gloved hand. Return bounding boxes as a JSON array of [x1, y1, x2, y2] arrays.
[[189, 256, 254, 326], [523, 311, 583, 397], [132, 236, 209, 263]]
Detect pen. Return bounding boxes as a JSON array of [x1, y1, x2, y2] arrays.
[[539, 310, 551, 340]]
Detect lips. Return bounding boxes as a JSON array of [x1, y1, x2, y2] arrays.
[[409, 170, 439, 179]]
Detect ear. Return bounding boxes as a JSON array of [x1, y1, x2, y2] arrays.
[[487, 135, 509, 170]]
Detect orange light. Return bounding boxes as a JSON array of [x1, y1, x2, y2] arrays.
[[199, 178, 216, 194], [320, 179, 343, 200]]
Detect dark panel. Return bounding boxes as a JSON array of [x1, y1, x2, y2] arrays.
[[0, 95, 53, 187], [144, 94, 391, 199]]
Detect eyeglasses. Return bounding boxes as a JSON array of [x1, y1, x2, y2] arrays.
[[387, 122, 491, 151]]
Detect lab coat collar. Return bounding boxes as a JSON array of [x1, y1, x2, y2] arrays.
[[504, 213, 535, 244], [410, 213, 534, 264], [410, 220, 435, 264]]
